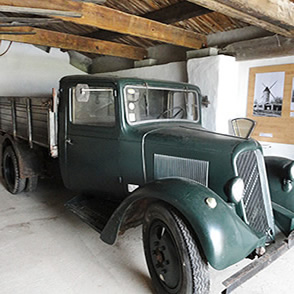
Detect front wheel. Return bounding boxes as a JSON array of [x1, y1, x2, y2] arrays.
[[143, 202, 210, 294], [2, 146, 26, 194]]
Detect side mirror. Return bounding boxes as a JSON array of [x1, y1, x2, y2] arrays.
[[231, 118, 256, 139]]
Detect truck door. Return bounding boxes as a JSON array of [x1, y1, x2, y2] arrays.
[[61, 82, 122, 197]]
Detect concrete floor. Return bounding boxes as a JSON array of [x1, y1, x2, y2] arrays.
[[1, 177, 294, 294]]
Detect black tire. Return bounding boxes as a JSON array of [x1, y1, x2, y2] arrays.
[[2, 146, 26, 194], [143, 202, 210, 294], [25, 176, 38, 192]]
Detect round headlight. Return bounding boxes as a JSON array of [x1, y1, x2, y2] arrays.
[[288, 162, 294, 181], [226, 177, 244, 204]]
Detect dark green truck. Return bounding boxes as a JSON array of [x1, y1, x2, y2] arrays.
[[0, 75, 294, 294]]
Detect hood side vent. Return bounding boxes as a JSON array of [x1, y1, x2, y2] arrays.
[[154, 154, 209, 186]]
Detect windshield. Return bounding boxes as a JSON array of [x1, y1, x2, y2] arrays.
[[124, 85, 199, 124]]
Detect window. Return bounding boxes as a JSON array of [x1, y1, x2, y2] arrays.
[[125, 86, 199, 124], [71, 84, 115, 126]]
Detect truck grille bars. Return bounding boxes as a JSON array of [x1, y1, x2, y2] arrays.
[[236, 150, 274, 240]]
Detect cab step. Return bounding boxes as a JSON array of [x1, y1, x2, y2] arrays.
[[65, 194, 119, 233]]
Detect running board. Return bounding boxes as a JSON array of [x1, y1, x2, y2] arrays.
[[65, 194, 119, 233], [222, 230, 294, 293]]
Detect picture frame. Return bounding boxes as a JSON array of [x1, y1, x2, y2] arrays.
[[247, 64, 294, 144]]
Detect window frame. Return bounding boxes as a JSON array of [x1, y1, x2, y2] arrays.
[[123, 85, 200, 126]]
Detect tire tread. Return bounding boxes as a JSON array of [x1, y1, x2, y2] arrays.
[[3, 146, 26, 194], [171, 210, 210, 294]]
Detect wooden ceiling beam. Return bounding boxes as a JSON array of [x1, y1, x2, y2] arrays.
[[0, 0, 206, 48], [0, 17, 62, 24], [0, 5, 82, 17], [188, 0, 294, 37], [215, 0, 294, 30], [0, 27, 147, 60], [86, 1, 212, 41]]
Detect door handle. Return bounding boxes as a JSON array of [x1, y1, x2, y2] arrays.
[[65, 138, 73, 145]]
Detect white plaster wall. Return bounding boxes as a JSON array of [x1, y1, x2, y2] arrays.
[[216, 56, 239, 133], [95, 61, 187, 83], [0, 41, 82, 96], [187, 56, 220, 131], [187, 55, 238, 132], [237, 56, 294, 159]]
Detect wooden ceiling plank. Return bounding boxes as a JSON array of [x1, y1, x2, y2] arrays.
[[0, 17, 62, 24], [0, 26, 147, 60], [86, 1, 212, 41], [188, 0, 294, 37], [0, 5, 82, 17], [142, 1, 212, 24], [0, 0, 206, 48], [215, 0, 294, 30]]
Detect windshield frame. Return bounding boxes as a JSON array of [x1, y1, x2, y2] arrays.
[[123, 84, 200, 126]]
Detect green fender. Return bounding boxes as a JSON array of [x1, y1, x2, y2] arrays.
[[265, 156, 294, 235], [101, 178, 265, 270]]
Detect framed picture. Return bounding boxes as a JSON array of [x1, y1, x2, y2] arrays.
[[253, 71, 285, 117], [247, 64, 294, 144]]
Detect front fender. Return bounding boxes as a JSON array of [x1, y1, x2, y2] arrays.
[[265, 156, 294, 235], [101, 178, 265, 270], [265, 156, 294, 210]]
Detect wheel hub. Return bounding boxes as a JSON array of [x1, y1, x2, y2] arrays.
[[149, 221, 182, 292]]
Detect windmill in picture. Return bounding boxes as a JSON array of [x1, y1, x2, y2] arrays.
[[253, 81, 283, 117]]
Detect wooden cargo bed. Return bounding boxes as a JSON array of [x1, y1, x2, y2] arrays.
[[0, 92, 58, 157]]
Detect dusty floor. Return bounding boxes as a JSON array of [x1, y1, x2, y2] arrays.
[[1, 177, 294, 294]]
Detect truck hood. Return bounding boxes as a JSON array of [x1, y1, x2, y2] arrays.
[[140, 124, 261, 200], [142, 125, 259, 156]]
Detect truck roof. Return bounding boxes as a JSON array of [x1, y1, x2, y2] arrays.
[[60, 75, 200, 91]]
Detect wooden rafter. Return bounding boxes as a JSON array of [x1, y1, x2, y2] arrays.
[[0, 17, 62, 24], [86, 1, 212, 41], [0, 0, 206, 49], [0, 5, 82, 17], [188, 0, 294, 37], [0, 27, 147, 60], [215, 0, 294, 29]]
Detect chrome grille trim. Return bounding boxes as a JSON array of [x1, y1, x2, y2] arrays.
[[154, 154, 209, 186], [236, 150, 274, 239]]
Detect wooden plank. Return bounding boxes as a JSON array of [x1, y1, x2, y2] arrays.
[[0, 0, 206, 48], [222, 35, 294, 61], [188, 0, 294, 37], [86, 1, 211, 42], [0, 17, 61, 23], [0, 27, 147, 60], [0, 5, 82, 17], [215, 0, 294, 30], [143, 1, 212, 24], [0, 17, 62, 25]]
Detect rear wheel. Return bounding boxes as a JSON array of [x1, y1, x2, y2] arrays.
[[143, 202, 210, 294], [2, 146, 26, 194]]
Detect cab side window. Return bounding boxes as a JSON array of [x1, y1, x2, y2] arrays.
[[71, 84, 115, 126]]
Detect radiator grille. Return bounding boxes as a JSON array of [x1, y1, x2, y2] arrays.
[[154, 154, 209, 186], [236, 151, 270, 236]]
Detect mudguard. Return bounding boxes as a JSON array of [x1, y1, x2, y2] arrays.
[[101, 178, 265, 270], [265, 156, 294, 235]]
